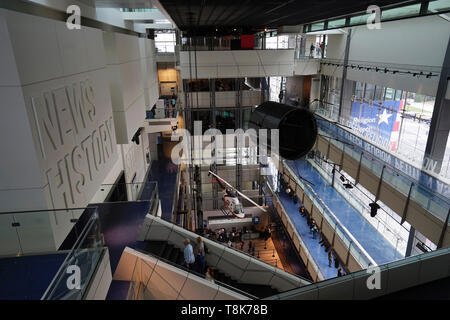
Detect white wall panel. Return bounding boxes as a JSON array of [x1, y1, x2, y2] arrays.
[[180, 50, 295, 79], [0, 10, 119, 252]]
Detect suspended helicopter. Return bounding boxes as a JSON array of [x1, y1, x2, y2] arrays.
[[208, 171, 267, 219]]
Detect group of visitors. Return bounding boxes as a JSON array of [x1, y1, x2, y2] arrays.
[[183, 237, 216, 283], [309, 41, 325, 58], [282, 177, 345, 278]]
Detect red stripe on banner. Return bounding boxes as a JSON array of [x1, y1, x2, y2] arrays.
[[391, 141, 396, 151], [399, 100, 403, 111], [393, 121, 400, 132]]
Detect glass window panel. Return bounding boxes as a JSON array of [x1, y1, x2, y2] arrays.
[[328, 18, 346, 28], [374, 86, 384, 101], [384, 88, 395, 100], [428, 0, 450, 13], [381, 4, 421, 20], [364, 83, 375, 100], [311, 22, 325, 31], [355, 82, 364, 99], [350, 14, 371, 25]]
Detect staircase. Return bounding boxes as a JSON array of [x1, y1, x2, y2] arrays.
[[141, 240, 279, 299]]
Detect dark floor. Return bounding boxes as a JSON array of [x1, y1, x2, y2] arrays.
[[96, 201, 151, 275], [0, 252, 68, 300], [266, 197, 311, 281], [105, 280, 131, 300]]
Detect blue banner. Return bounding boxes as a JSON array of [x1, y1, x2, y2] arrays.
[[350, 101, 401, 149]]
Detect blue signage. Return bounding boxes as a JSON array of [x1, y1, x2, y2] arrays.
[[350, 101, 401, 149]]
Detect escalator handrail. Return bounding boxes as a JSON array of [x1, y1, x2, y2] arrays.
[[134, 247, 260, 300]]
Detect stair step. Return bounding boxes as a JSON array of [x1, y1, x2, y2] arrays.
[[162, 244, 174, 260], [169, 248, 180, 263], [144, 241, 166, 256]]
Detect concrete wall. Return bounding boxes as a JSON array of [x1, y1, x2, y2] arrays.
[[0, 8, 159, 254], [322, 15, 450, 97]]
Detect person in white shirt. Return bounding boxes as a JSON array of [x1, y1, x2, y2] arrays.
[[183, 239, 195, 269]]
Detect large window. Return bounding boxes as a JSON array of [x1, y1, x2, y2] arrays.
[[155, 31, 176, 53], [316, 78, 441, 180]]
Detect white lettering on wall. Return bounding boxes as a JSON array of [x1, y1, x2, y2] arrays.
[[32, 78, 116, 208]]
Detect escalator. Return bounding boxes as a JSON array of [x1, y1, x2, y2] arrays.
[[140, 240, 279, 299]]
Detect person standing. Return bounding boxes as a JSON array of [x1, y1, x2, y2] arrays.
[[205, 267, 215, 283], [278, 90, 284, 103], [309, 43, 315, 57], [170, 94, 176, 118], [328, 250, 333, 267], [337, 268, 344, 277], [183, 239, 195, 269], [195, 237, 206, 273]]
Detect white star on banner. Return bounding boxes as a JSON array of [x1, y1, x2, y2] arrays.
[[378, 109, 393, 125]]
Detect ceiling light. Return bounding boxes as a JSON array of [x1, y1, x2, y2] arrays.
[[344, 183, 353, 189]]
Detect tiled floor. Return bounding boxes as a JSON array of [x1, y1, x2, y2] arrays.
[[229, 238, 286, 271]]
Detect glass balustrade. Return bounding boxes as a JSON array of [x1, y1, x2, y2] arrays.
[[314, 117, 450, 224], [283, 163, 374, 270], [41, 208, 103, 300]]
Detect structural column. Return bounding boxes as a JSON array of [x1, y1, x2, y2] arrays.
[[423, 36, 450, 175]]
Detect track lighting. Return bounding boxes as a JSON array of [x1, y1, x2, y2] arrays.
[[340, 175, 346, 182]]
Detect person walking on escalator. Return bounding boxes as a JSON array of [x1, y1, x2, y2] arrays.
[[205, 267, 215, 283], [183, 239, 195, 269], [195, 237, 206, 273]]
